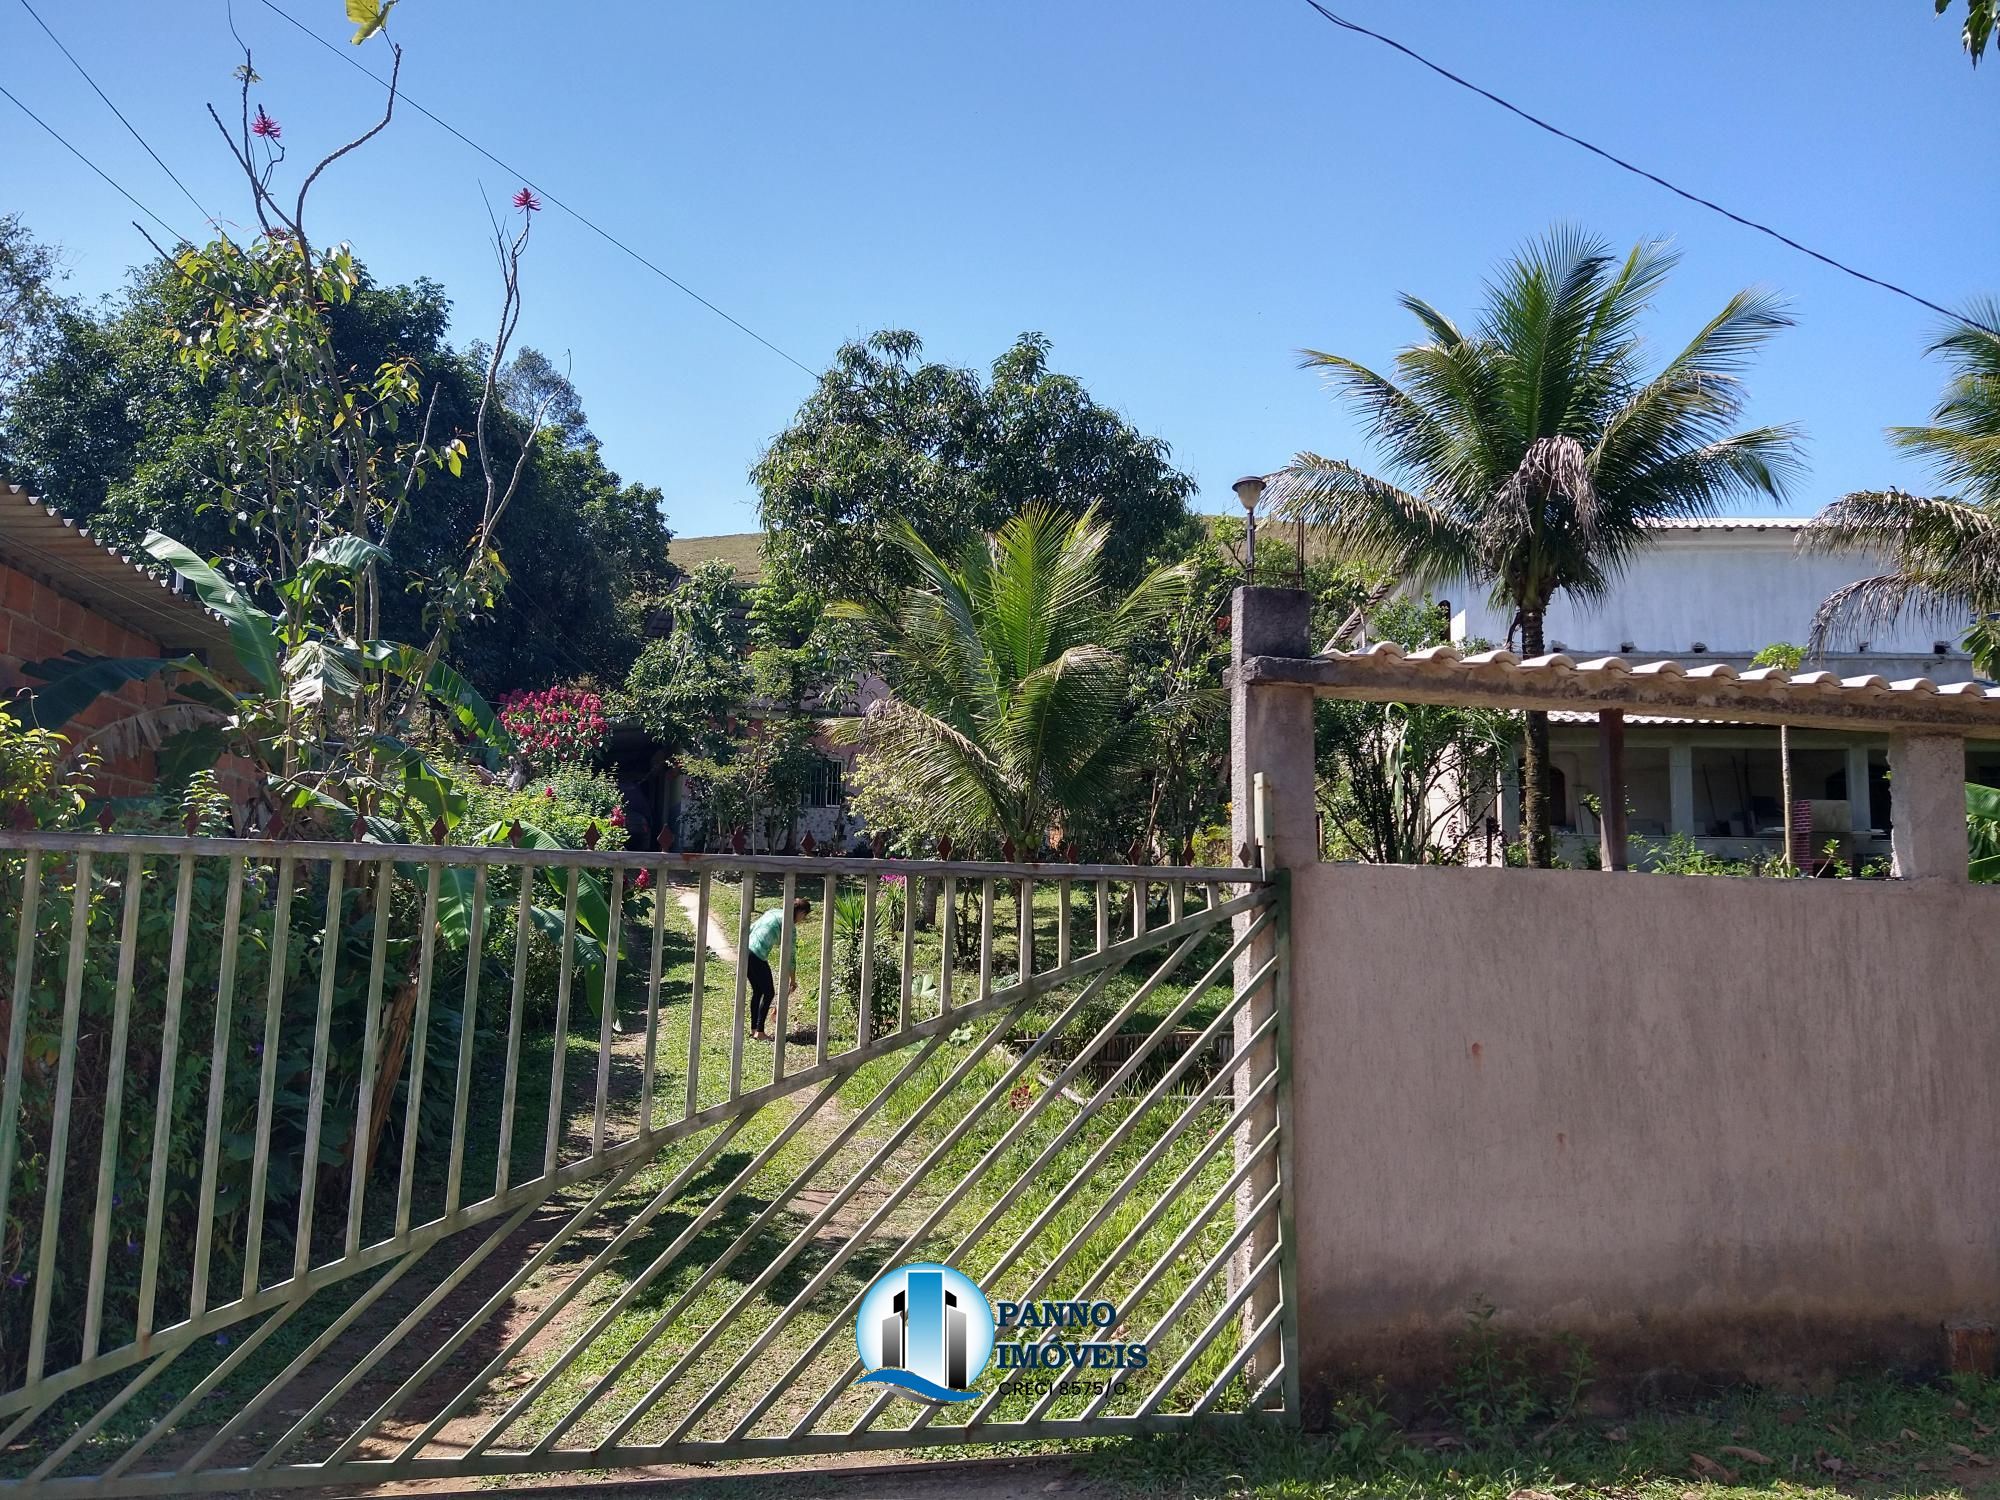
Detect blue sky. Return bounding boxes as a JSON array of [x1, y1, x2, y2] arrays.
[[5, 1, 1995, 539]]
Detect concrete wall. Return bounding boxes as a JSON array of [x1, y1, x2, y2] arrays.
[[1448, 526, 1966, 674], [1286, 862, 2000, 1391]]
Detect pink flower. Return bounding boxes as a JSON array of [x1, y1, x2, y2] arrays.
[[634, 868, 651, 890], [251, 107, 281, 140], [543, 785, 555, 799], [610, 808, 626, 827], [513, 187, 542, 213]]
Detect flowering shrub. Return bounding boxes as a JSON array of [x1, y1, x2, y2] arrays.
[[499, 685, 608, 771]]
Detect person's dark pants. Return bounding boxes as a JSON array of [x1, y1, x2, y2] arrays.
[[747, 953, 775, 1033]]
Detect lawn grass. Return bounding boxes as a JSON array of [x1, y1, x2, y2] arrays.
[[20, 868, 1996, 1500], [1082, 1371, 2000, 1500], [490, 872, 1252, 1451]]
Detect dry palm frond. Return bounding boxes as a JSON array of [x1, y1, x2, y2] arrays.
[[57, 702, 225, 770]]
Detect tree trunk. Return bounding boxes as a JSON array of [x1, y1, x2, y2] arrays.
[[1519, 607, 1554, 868], [363, 979, 419, 1177]]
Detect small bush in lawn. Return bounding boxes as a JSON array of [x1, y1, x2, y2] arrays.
[[830, 891, 900, 1040]]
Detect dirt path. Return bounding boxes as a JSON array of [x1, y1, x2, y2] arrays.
[[675, 884, 741, 966]]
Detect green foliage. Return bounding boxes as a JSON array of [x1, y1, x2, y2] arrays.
[[0, 255, 671, 699], [0, 844, 460, 1389], [461, 763, 628, 856], [346, 0, 398, 44], [0, 211, 63, 408], [1316, 597, 1515, 864], [1633, 830, 1798, 877], [1749, 641, 1805, 671], [444, 762, 630, 1017], [1970, 782, 2000, 880], [1443, 1298, 1595, 1442], [1089, 1367, 2000, 1500], [840, 504, 1189, 855], [1276, 227, 1800, 866], [612, 559, 747, 763], [829, 891, 901, 1040], [1804, 304, 2000, 673], [754, 329, 1198, 610], [1938, 0, 1996, 63], [0, 708, 92, 827]]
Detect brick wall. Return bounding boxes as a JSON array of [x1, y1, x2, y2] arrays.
[[0, 559, 172, 799]]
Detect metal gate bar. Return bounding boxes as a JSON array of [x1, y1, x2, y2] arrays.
[[0, 832, 1288, 1496]]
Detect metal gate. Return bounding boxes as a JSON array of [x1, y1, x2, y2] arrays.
[[0, 832, 1294, 1495]]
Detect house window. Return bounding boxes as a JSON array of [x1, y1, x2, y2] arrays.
[[805, 756, 844, 808]]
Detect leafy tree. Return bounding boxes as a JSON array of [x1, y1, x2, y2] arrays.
[[754, 330, 1198, 610], [1805, 305, 2000, 674], [0, 213, 64, 412], [612, 558, 748, 765], [1272, 227, 1800, 866], [1316, 598, 1516, 865], [838, 504, 1188, 855], [0, 261, 668, 695]]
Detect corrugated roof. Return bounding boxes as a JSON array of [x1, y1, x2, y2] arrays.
[[0, 484, 238, 661], [1239, 641, 2000, 737], [1642, 517, 1802, 531]]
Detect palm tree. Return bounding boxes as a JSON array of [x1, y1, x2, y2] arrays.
[[838, 504, 1188, 855], [1805, 304, 2000, 673], [1271, 228, 1801, 865]]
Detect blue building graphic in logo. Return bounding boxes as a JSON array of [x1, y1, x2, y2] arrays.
[[854, 1263, 995, 1402]]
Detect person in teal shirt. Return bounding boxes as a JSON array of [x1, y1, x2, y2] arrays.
[[745, 895, 811, 1040]]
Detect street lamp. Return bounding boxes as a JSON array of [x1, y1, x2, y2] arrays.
[[1233, 474, 1266, 579]]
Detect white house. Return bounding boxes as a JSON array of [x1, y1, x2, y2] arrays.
[[1440, 519, 1994, 868]]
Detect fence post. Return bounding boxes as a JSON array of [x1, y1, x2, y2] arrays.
[[1888, 732, 1968, 881], [1229, 585, 1316, 1398]]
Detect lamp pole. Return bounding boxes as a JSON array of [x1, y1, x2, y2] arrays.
[[1233, 474, 1266, 581]]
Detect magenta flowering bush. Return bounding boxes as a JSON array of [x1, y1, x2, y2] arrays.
[[499, 684, 608, 770]]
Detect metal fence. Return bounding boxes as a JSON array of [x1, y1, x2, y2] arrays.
[[0, 831, 1292, 1495]]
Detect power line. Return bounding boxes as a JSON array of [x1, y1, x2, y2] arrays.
[[0, 82, 187, 245], [252, 0, 821, 379], [1299, 0, 1999, 340], [15, 0, 216, 226]]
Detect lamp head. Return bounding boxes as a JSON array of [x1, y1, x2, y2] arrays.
[[1232, 475, 1266, 514]]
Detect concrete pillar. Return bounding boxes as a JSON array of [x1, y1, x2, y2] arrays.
[[1846, 744, 1873, 837], [1596, 710, 1629, 872], [1228, 586, 1315, 1387], [1668, 743, 1696, 837], [1888, 733, 1968, 881]]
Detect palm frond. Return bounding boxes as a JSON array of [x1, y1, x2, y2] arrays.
[[1268, 453, 1480, 588], [1807, 572, 1972, 658]]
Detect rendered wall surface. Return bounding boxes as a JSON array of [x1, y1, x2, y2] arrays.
[[1286, 861, 2000, 1391]]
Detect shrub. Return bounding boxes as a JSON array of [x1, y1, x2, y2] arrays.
[[443, 758, 639, 1022], [0, 708, 91, 828], [830, 890, 901, 1041], [0, 827, 461, 1390], [497, 684, 608, 774]]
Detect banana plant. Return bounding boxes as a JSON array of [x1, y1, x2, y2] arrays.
[[13, 529, 498, 833]]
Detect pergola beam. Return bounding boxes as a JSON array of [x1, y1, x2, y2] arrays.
[[1239, 651, 2000, 740]]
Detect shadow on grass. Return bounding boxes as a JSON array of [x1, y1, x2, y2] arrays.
[[1082, 1373, 2000, 1500]]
